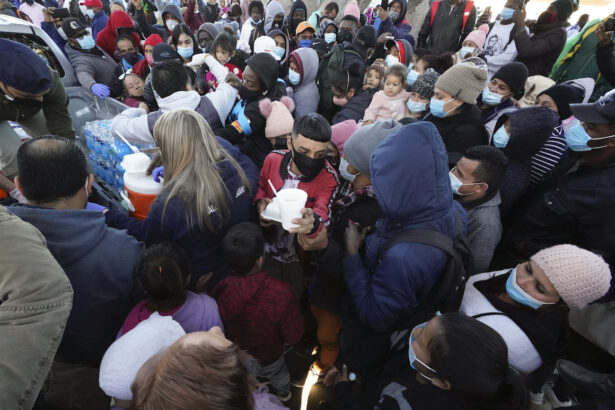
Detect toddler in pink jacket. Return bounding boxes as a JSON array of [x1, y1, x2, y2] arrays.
[[362, 64, 409, 124]]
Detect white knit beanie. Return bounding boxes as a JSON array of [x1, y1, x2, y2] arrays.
[[530, 244, 611, 309]]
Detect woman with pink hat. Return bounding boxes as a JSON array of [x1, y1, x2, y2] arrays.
[[454, 23, 489, 63]]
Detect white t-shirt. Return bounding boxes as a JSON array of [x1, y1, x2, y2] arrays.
[[483, 20, 523, 79], [19, 2, 45, 27]]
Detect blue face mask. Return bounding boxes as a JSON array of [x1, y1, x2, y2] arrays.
[[324, 32, 337, 44], [77, 34, 96, 50], [565, 121, 615, 152], [339, 157, 358, 183], [177, 46, 194, 59], [408, 321, 438, 378], [493, 125, 510, 148], [274, 46, 285, 59], [385, 54, 399, 67], [429, 97, 456, 118], [482, 86, 504, 106], [251, 17, 262, 25], [288, 69, 301, 85], [501, 7, 515, 20], [505, 267, 555, 310], [299, 39, 313, 48], [407, 99, 427, 113], [406, 69, 419, 86], [459, 46, 476, 58]]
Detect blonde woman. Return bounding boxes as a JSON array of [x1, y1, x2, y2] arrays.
[[105, 109, 251, 278]]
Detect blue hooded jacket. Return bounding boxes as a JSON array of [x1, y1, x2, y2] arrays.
[[343, 122, 466, 332]]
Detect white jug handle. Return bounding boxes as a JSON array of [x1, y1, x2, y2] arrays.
[[120, 190, 136, 212]]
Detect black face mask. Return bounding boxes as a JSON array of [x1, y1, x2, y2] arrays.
[[239, 85, 262, 101], [272, 19, 283, 29], [337, 30, 353, 44], [291, 143, 325, 181], [124, 52, 140, 65]]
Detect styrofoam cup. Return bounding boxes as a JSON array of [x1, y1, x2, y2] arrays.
[[277, 188, 308, 231]]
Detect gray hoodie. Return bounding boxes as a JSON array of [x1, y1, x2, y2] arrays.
[[64, 44, 117, 91], [288, 47, 320, 118]]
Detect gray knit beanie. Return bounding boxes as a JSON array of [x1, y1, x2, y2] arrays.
[[344, 120, 402, 175], [410, 68, 440, 100], [434, 62, 488, 104]]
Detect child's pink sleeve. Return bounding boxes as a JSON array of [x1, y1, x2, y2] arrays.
[[362, 91, 384, 122]]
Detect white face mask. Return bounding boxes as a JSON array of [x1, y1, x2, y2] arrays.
[[166, 19, 179, 31]]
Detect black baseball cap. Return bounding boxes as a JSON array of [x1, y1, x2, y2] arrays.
[[62, 18, 88, 39], [152, 43, 181, 64], [570, 90, 615, 124]]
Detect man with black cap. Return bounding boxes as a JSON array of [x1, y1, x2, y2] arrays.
[[479, 61, 528, 137], [63, 17, 116, 99], [501, 90, 615, 283], [0, 39, 74, 177]]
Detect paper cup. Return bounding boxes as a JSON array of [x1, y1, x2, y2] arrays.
[[277, 188, 308, 231]]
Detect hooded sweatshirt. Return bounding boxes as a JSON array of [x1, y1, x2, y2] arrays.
[[197, 21, 220, 52], [288, 47, 320, 118], [283, 0, 306, 39], [268, 28, 290, 76], [376, 0, 413, 45], [9, 205, 143, 363], [212, 271, 304, 365], [96, 10, 142, 60], [264, 0, 284, 33], [343, 122, 464, 332]]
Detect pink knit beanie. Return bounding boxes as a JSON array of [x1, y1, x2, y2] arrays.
[[463, 24, 489, 51], [330, 119, 359, 157], [530, 244, 611, 309], [259, 97, 295, 139], [343, 1, 360, 21]]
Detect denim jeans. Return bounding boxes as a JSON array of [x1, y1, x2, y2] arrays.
[[246, 354, 291, 395]]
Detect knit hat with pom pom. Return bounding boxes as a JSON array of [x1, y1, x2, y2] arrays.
[[464, 24, 489, 51], [530, 244, 611, 309], [259, 96, 295, 139]]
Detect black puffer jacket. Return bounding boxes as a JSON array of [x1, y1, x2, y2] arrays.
[[515, 21, 566, 77], [331, 89, 377, 125]]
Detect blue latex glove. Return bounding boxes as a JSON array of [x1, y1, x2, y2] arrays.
[[85, 201, 106, 211], [91, 83, 110, 99], [153, 166, 164, 183]]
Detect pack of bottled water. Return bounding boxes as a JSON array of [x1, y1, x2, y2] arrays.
[[82, 120, 154, 196]]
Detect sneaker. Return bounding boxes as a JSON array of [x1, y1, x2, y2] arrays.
[[277, 391, 292, 402]]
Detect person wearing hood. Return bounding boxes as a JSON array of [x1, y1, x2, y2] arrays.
[[513, 1, 570, 77], [213, 222, 304, 403], [341, 121, 465, 377], [62, 17, 116, 99], [197, 21, 219, 53], [131, 0, 184, 42], [182, 0, 203, 33], [10, 136, 143, 409], [287, 47, 319, 118], [239, 0, 264, 53], [217, 52, 285, 167], [264, 0, 284, 33], [111, 53, 238, 145], [417, 0, 477, 54], [131, 33, 163, 79], [319, 17, 338, 46], [96, 9, 142, 60], [268, 27, 290, 76], [425, 61, 489, 166], [375, 0, 413, 46], [479, 62, 528, 137], [283, 0, 306, 47], [199, 0, 220, 24], [373, 37, 412, 67], [491, 106, 559, 217]]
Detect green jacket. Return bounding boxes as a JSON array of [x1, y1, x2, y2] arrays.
[[0, 206, 73, 409], [551, 15, 615, 102], [0, 69, 75, 139]]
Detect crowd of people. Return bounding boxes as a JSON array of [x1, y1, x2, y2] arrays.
[[1, 0, 615, 409]]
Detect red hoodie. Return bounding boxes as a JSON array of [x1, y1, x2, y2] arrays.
[[212, 271, 304, 365], [96, 10, 142, 61]]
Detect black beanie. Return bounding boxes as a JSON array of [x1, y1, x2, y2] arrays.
[[493, 62, 529, 100], [538, 84, 584, 120]]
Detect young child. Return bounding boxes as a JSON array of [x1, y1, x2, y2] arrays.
[[122, 73, 146, 108], [118, 243, 224, 337], [362, 64, 410, 124], [212, 222, 304, 401], [205, 32, 243, 91], [362, 62, 384, 91]]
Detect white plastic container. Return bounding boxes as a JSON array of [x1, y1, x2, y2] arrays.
[[120, 153, 162, 220]]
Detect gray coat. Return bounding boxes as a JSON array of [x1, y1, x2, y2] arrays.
[[464, 191, 502, 275], [64, 44, 116, 90]]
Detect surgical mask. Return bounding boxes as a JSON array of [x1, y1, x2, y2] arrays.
[[429, 97, 456, 118], [291, 142, 325, 180], [58, 27, 68, 40], [501, 7, 515, 20], [388, 10, 399, 21], [339, 157, 358, 183], [505, 267, 555, 310], [177, 46, 194, 59], [166, 19, 179, 32], [145, 54, 154, 65], [406, 69, 419, 86], [299, 39, 312, 48], [274, 46, 285, 59], [288, 69, 301, 85], [565, 121, 615, 152], [385, 55, 399, 67], [408, 322, 437, 377], [482, 86, 503, 106], [333, 96, 348, 106], [407, 99, 426, 113], [324, 32, 337, 44], [449, 170, 482, 195], [85, 8, 96, 18], [459, 46, 476, 57], [250, 17, 262, 25], [77, 34, 96, 50], [493, 126, 510, 148]]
